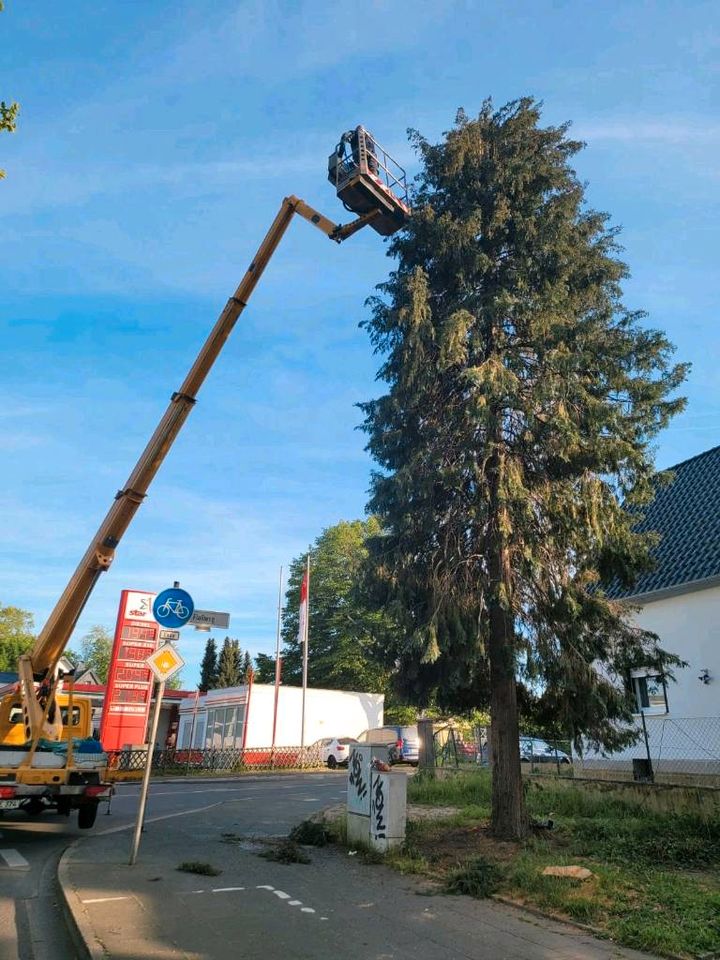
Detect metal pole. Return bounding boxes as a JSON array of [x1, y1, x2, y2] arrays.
[[640, 709, 655, 783], [271, 566, 284, 758], [300, 551, 310, 762], [129, 679, 166, 865], [185, 689, 199, 777]]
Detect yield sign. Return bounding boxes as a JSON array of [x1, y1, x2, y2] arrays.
[[146, 643, 185, 682]]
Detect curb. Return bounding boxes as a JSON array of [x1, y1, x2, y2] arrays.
[[491, 894, 685, 960], [57, 841, 108, 960]]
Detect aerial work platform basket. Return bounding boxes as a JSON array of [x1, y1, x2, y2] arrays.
[[328, 126, 410, 236]]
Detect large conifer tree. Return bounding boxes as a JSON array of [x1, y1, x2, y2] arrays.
[[361, 100, 687, 838], [198, 637, 218, 692]]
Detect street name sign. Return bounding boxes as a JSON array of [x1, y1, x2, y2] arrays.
[[189, 609, 230, 629]]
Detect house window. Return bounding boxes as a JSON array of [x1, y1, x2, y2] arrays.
[[631, 671, 668, 715]]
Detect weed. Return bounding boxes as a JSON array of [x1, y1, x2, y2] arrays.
[[445, 857, 503, 898], [176, 861, 222, 876], [289, 819, 329, 847], [259, 840, 311, 865]]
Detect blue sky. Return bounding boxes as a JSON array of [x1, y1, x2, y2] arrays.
[[2, 0, 719, 688]]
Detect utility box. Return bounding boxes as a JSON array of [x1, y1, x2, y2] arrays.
[[369, 769, 407, 851], [347, 744, 407, 851]]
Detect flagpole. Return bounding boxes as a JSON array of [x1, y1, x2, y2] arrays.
[[271, 565, 283, 757], [300, 549, 310, 760]]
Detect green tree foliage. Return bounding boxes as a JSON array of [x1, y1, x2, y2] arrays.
[[279, 519, 394, 693], [242, 650, 252, 679], [67, 625, 113, 683], [360, 100, 688, 838], [1, 2, 19, 180], [216, 637, 244, 688], [0, 603, 35, 670], [253, 652, 277, 684], [198, 637, 218, 692]]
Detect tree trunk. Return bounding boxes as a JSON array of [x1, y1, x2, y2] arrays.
[[487, 444, 529, 840], [488, 604, 528, 839]]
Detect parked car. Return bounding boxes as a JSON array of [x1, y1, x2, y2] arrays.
[[356, 725, 420, 765], [318, 737, 357, 769], [476, 737, 572, 766], [456, 739, 479, 762], [520, 737, 572, 765]]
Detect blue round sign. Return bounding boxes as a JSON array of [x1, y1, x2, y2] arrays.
[[153, 588, 194, 629]]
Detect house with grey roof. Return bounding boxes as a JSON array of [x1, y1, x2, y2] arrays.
[[577, 444, 720, 782]]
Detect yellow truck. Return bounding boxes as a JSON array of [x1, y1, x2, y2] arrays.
[[0, 128, 409, 828]]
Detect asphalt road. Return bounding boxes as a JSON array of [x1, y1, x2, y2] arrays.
[[0, 773, 345, 960]]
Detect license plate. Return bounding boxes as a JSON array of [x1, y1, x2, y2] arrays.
[[0, 799, 20, 810]]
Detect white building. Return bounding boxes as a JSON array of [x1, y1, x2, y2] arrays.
[[579, 444, 720, 780], [177, 683, 384, 752]]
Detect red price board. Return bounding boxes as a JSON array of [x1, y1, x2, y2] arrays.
[[99, 590, 159, 749]]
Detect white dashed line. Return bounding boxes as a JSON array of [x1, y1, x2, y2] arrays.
[[212, 886, 245, 893], [0, 849, 29, 869], [255, 884, 322, 917]]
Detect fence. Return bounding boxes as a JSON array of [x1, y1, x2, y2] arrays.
[[430, 716, 720, 788], [106, 743, 324, 779], [432, 724, 574, 777], [577, 715, 720, 787]]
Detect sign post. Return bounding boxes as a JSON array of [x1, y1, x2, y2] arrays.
[[129, 586, 190, 867]]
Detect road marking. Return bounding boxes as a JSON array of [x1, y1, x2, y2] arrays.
[[273, 890, 290, 899], [212, 887, 245, 893], [301, 907, 316, 913], [256, 885, 274, 890], [288, 900, 302, 906], [81, 896, 131, 904], [96, 800, 225, 837], [0, 849, 29, 869]]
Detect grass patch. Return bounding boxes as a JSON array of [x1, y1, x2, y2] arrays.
[[259, 839, 311, 865], [402, 770, 720, 958], [176, 861, 222, 876]]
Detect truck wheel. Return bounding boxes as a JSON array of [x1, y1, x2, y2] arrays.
[[327, 755, 337, 769], [78, 801, 98, 830], [21, 798, 44, 818]]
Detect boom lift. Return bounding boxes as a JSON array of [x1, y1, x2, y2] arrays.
[[0, 130, 410, 828]]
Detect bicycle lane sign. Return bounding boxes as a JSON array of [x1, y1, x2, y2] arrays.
[[152, 587, 194, 629]]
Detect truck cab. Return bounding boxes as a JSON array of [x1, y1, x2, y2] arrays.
[[0, 693, 92, 747]]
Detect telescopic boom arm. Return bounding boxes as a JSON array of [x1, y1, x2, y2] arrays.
[[18, 195, 381, 740]]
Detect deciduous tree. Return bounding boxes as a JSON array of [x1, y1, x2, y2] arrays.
[[0, 603, 34, 670], [1, 2, 19, 180], [67, 625, 113, 683], [279, 519, 394, 693]]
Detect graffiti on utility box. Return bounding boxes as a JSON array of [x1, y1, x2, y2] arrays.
[[370, 771, 387, 839], [347, 745, 371, 815]]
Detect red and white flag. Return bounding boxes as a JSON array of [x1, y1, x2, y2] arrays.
[[298, 571, 309, 648]]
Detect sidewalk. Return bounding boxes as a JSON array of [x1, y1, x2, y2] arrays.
[[59, 801, 660, 960]]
